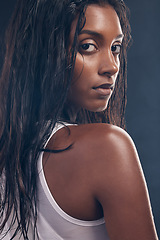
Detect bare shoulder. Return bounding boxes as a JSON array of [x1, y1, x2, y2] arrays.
[[53, 122, 141, 179], [71, 123, 158, 239], [67, 122, 142, 190], [46, 123, 158, 238], [71, 122, 134, 146], [71, 122, 143, 193], [52, 122, 139, 180], [69, 123, 138, 166], [73, 122, 142, 186]]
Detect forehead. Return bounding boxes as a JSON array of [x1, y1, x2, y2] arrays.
[[70, 4, 122, 40]]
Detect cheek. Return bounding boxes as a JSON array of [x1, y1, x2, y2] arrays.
[[68, 55, 94, 105], [73, 53, 98, 83], [72, 53, 84, 83], [113, 56, 120, 80], [117, 56, 121, 71]]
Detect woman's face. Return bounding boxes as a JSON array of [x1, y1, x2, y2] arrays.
[[68, 4, 123, 112]]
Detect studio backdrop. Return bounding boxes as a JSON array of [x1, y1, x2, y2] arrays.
[[0, 0, 160, 237]]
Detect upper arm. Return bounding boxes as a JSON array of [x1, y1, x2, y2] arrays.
[[90, 125, 158, 240]]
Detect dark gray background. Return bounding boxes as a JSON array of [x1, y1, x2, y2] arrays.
[[0, 0, 159, 237], [126, 0, 160, 236]]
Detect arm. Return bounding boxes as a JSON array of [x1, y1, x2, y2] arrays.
[[91, 125, 159, 240]]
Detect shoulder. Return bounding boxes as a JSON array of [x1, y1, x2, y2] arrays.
[[70, 122, 143, 198], [70, 122, 133, 145], [67, 123, 142, 185], [55, 124, 158, 239], [69, 123, 137, 162], [53, 122, 140, 177]]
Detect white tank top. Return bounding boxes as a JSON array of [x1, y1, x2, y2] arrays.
[[36, 122, 110, 240], [2, 123, 110, 240]]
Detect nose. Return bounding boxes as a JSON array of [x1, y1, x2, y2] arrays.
[[98, 50, 119, 77]]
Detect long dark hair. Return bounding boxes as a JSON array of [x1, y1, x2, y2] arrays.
[[0, 0, 131, 239]]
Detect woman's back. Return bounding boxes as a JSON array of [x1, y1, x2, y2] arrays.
[[43, 123, 104, 222], [42, 122, 158, 240], [2, 123, 110, 239], [38, 123, 109, 239]]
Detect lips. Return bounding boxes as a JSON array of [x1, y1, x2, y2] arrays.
[[94, 83, 114, 89], [93, 83, 114, 96]]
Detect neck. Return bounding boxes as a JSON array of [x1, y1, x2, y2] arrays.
[[61, 102, 79, 123]]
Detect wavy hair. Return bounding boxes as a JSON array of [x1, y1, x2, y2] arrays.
[[0, 0, 131, 239]]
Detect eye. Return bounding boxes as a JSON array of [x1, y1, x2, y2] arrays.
[[111, 44, 122, 55], [79, 43, 97, 53]]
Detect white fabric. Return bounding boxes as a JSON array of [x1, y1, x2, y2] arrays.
[[36, 122, 110, 239], [2, 122, 110, 239]]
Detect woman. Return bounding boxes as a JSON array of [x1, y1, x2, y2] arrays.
[[0, 0, 159, 239]]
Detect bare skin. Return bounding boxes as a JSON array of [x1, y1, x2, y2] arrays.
[[67, 4, 123, 118], [43, 4, 158, 240], [43, 124, 158, 240]]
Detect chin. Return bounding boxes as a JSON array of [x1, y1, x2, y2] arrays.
[[87, 103, 109, 113]]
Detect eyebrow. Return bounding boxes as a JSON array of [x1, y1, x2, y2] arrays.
[[115, 34, 124, 40], [79, 30, 124, 41]]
